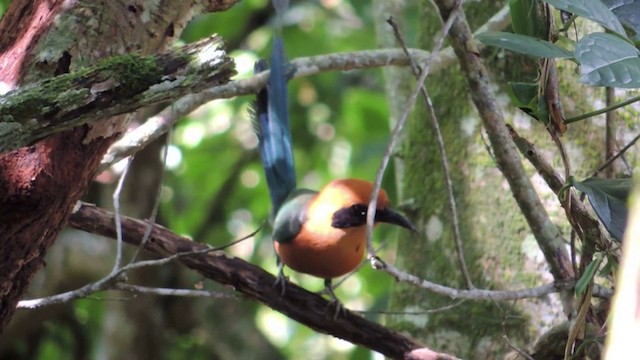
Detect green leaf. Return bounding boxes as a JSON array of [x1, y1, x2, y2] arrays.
[[599, 254, 618, 277], [476, 32, 574, 59], [507, 82, 550, 123], [572, 177, 632, 241], [543, 0, 626, 37], [602, 0, 640, 41], [575, 256, 601, 296], [508, 82, 539, 108], [510, 0, 549, 39], [575, 32, 640, 88]]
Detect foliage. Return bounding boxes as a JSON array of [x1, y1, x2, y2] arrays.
[[479, 0, 636, 242], [570, 177, 632, 241], [478, 0, 640, 88]]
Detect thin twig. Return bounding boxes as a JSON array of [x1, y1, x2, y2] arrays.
[[370, 257, 612, 301], [364, 3, 462, 260], [17, 227, 258, 309], [508, 125, 609, 250], [604, 87, 616, 179], [111, 157, 134, 274], [387, 16, 474, 289], [130, 125, 173, 264], [591, 133, 640, 177], [114, 284, 237, 299], [358, 300, 466, 316], [502, 300, 535, 360], [565, 94, 640, 124]]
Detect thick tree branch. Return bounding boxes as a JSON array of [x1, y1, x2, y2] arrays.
[[66, 203, 458, 360], [0, 35, 234, 152]]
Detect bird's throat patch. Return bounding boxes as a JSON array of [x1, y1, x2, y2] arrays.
[[331, 204, 368, 228]]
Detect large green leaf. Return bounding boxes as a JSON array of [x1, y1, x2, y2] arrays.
[[543, 0, 626, 37], [575, 32, 640, 88], [476, 32, 574, 59], [603, 0, 640, 41], [572, 177, 632, 241]]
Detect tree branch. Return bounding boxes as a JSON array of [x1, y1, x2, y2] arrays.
[[508, 125, 611, 251], [369, 257, 611, 301], [67, 202, 459, 360], [100, 3, 511, 168], [64, 199, 613, 357], [0, 35, 235, 152]]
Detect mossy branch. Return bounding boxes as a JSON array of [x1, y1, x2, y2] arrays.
[[0, 35, 235, 152]]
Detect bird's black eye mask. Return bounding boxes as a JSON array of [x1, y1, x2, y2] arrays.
[[331, 204, 368, 228]]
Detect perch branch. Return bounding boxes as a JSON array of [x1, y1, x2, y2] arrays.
[[64, 202, 612, 358], [66, 202, 457, 360]]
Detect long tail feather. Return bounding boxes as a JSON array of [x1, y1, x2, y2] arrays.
[[253, 1, 296, 215]]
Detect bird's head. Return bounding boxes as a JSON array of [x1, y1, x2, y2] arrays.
[[309, 178, 415, 232]]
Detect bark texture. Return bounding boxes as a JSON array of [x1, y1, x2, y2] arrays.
[[0, 0, 238, 332], [386, 1, 556, 357]]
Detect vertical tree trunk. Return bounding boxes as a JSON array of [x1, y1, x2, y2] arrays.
[[383, 1, 543, 357], [0, 0, 237, 332]]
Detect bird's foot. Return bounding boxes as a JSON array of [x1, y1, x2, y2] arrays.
[[326, 297, 347, 320], [322, 279, 347, 319], [273, 262, 287, 296]]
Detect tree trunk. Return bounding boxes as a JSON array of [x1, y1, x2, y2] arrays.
[[385, 1, 549, 357], [0, 0, 237, 332], [382, 1, 629, 358]]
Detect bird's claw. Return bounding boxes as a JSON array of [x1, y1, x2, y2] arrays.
[[274, 261, 287, 296], [326, 297, 347, 320], [322, 279, 347, 319]]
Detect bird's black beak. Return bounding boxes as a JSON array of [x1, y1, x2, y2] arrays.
[[375, 208, 417, 232]]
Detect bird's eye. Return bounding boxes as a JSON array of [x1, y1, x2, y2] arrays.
[[351, 204, 367, 218]]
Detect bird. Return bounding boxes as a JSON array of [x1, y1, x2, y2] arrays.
[[253, 0, 415, 307], [271, 179, 415, 301]]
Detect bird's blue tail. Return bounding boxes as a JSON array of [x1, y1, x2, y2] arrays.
[[253, 0, 296, 215]]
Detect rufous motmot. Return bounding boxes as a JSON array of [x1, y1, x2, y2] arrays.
[[253, 0, 415, 305]]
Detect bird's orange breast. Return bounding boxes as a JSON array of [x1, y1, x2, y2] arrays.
[[274, 225, 366, 279]]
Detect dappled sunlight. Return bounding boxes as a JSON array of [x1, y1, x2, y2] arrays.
[[329, 138, 351, 177], [163, 144, 182, 170], [231, 50, 260, 78], [241, 169, 260, 188], [256, 308, 294, 347]]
